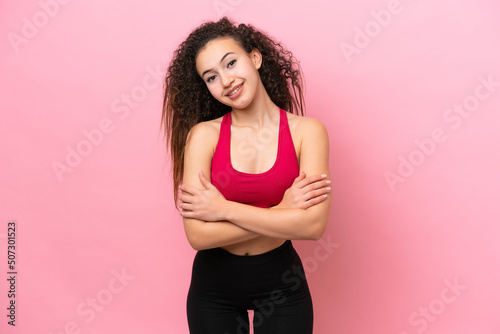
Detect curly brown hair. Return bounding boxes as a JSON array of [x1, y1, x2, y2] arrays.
[[161, 17, 305, 205]]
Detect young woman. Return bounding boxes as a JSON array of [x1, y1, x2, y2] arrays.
[[162, 17, 331, 334]]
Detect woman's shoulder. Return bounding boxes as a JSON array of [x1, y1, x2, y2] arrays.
[[286, 112, 328, 136], [186, 115, 225, 146]]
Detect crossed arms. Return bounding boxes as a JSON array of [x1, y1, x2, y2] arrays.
[[178, 117, 331, 250]]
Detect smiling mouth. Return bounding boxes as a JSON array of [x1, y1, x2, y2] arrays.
[[226, 83, 243, 96]]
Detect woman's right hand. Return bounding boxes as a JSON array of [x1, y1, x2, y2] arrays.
[[273, 172, 331, 210]]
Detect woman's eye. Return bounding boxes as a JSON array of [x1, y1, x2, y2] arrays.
[[206, 75, 216, 83], [227, 59, 236, 68]]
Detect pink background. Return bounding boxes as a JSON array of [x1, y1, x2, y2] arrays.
[[1, 0, 500, 333]]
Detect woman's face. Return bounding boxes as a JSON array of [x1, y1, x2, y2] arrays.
[[195, 37, 262, 110]]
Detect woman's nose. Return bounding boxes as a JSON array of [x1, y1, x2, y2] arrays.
[[220, 73, 234, 87]]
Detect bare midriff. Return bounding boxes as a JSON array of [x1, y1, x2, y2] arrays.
[[221, 236, 286, 256]]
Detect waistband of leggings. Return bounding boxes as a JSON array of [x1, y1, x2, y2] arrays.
[[207, 240, 293, 263]]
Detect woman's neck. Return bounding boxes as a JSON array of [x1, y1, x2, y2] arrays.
[[230, 84, 280, 129]]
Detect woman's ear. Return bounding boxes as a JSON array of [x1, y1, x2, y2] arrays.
[[250, 48, 262, 70]]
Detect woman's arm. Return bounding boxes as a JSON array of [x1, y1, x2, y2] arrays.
[[181, 122, 260, 250], [180, 117, 331, 241]]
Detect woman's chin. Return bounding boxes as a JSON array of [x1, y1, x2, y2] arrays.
[[221, 100, 251, 111]]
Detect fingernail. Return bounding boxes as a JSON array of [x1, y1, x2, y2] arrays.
[[321, 174, 327, 178], [326, 180, 331, 184], [326, 187, 331, 191]]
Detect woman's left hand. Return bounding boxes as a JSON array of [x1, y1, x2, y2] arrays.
[[178, 171, 228, 222]]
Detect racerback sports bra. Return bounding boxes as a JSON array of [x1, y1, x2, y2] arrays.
[[211, 108, 300, 208]]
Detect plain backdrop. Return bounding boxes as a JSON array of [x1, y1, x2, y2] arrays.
[[1, 0, 500, 333]]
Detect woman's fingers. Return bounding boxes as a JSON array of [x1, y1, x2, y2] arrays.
[[296, 174, 328, 189], [303, 187, 331, 202], [179, 209, 194, 218], [178, 201, 194, 211], [179, 183, 201, 196], [198, 170, 212, 189], [178, 188, 191, 203], [296, 176, 331, 198], [292, 171, 306, 185], [303, 179, 331, 194], [297, 174, 331, 207], [302, 194, 328, 209]]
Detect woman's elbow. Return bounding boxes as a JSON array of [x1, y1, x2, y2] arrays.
[[308, 217, 329, 241], [187, 235, 203, 251], [185, 228, 216, 251], [305, 204, 330, 240], [183, 219, 208, 251], [293, 223, 321, 240]]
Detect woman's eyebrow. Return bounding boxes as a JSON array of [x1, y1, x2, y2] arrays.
[[201, 52, 235, 77]]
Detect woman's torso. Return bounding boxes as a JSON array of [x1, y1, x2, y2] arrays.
[[205, 109, 302, 255]]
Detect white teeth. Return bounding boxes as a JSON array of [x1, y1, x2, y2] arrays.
[[228, 84, 241, 96]]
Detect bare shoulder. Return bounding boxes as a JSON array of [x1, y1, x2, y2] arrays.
[[286, 112, 329, 140], [183, 116, 225, 182], [287, 112, 330, 175], [186, 116, 224, 148]]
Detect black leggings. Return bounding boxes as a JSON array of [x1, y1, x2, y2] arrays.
[[186, 240, 313, 334]]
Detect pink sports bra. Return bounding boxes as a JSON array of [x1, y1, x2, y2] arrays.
[[211, 108, 300, 208]]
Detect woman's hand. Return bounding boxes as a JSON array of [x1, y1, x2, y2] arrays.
[[274, 172, 331, 210], [178, 171, 228, 222], [179, 170, 331, 220]]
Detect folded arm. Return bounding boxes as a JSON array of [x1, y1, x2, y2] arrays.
[[181, 122, 260, 250], [232, 118, 331, 239], [180, 117, 331, 246]]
